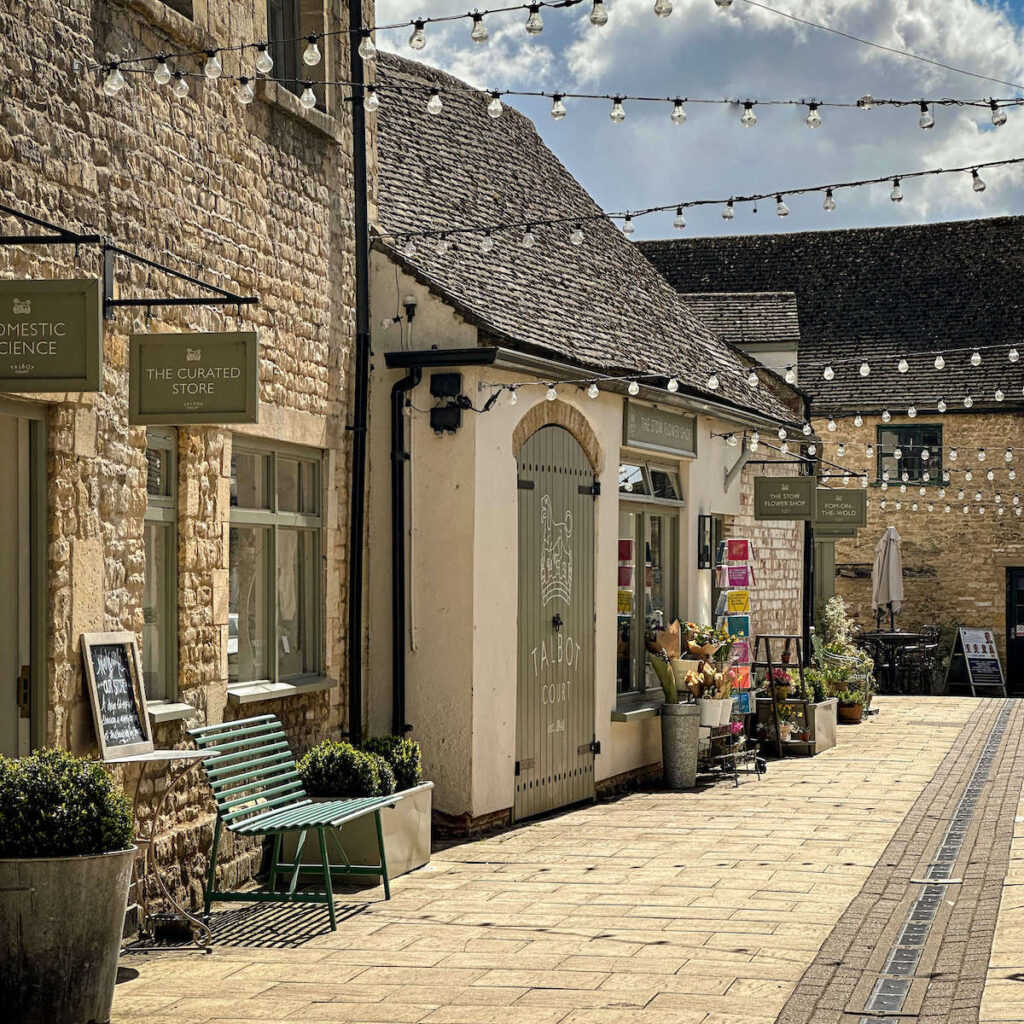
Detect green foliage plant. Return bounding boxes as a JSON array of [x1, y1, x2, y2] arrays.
[[298, 740, 396, 798], [362, 736, 423, 791], [0, 749, 133, 858]]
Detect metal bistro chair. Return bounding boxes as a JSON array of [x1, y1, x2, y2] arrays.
[[189, 715, 398, 931]]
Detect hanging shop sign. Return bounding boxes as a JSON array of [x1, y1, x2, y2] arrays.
[[622, 401, 697, 457], [0, 279, 103, 391], [753, 476, 815, 521], [81, 631, 153, 759], [814, 488, 867, 529], [129, 331, 258, 425]]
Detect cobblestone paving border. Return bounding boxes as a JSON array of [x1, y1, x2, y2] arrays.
[[775, 699, 1024, 1024]]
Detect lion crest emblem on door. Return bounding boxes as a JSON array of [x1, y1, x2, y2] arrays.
[[540, 494, 573, 606]]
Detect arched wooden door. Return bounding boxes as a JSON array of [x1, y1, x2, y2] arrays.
[[515, 425, 597, 820]]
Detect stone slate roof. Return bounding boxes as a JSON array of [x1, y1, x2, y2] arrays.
[[638, 218, 1024, 413], [676, 292, 800, 349], [373, 53, 803, 426]]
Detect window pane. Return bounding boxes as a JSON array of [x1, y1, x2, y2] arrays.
[[142, 522, 169, 699], [278, 457, 319, 514], [643, 515, 675, 690], [650, 469, 682, 501], [619, 464, 649, 495], [877, 425, 943, 484], [145, 448, 171, 498], [229, 526, 269, 682], [231, 451, 270, 508], [278, 529, 316, 677], [617, 510, 639, 693]]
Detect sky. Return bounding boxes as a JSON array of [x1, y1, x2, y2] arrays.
[[374, 0, 1024, 239]]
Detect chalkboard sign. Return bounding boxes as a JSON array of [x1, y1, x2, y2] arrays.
[[81, 632, 153, 758], [943, 627, 1007, 697]]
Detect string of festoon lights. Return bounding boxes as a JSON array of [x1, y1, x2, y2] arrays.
[[92, 0, 1024, 93]]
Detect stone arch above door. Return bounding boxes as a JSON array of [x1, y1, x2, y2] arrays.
[[512, 400, 603, 474]]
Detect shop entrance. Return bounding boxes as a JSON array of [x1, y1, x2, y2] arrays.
[[1007, 568, 1024, 691], [515, 425, 596, 821], [0, 407, 44, 756]]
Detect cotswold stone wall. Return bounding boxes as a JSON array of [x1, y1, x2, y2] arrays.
[[0, 0, 369, 906], [727, 461, 805, 639], [818, 412, 1024, 666]]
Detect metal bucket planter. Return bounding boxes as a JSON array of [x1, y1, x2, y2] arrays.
[[660, 703, 699, 789], [0, 846, 136, 1024]]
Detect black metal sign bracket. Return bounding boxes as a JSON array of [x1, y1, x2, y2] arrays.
[[0, 202, 101, 250]]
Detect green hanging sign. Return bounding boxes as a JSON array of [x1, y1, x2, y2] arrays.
[[0, 279, 103, 391], [129, 331, 258, 425], [753, 476, 815, 520], [814, 488, 867, 529]]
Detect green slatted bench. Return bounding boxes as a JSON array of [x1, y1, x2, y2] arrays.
[[189, 714, 397, 931]]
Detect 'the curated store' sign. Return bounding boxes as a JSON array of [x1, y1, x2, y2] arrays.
[[0, 279, 103, 391], [622, 400, 697, 457], [129, 331, 258, 425], [753, 476, 815, 520], [814, 488, 868, 529]]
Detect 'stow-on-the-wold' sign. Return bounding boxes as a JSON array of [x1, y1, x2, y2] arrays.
[[0, 279, 103, 391], [129, 331, 258, 424]]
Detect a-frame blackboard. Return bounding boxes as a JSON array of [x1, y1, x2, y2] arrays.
[[943, 627, 1007, 698], [82, 632, 154, 759]]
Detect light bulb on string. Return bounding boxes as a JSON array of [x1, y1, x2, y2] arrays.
[[866, 444, 875, 457], [939, 487, 946, 498], [978, 447, 987, 461], [741, 102, 756, 127], [171, 71, 189, 98], [934, 353, 945, 369], [859, 361, 870, 377], [610, 96, 626, 123], [363, 85, 379, 112], [911, 501, 918, 511], [673, 207, 686, 230], [806, 103, 821, 128], [622, 216, 635, 236], [671, 99, 687, 125], [507, 387, 518, 406], [551, 94, 566, 120], [522, 225, 536, 248], [471, 13, 489, 44], [827, 417, 837, 432], [919, 102, 934, 129], [715, 0, 733, 6], [306, 33, 324, 65], [890, 177, 903, 203], [987, 470, 995, 481], [823, 188, 836, 212], [435, 235, 450, 257], [950, 447, 959, 461], [937, 399, 947, 413], [480, 231, 494, 253], [854, 413, 864, 427], [587, 383, 599, 399], [722, 200, 735, 221], [971, 350, 982, 366], [908, 404, 917, 418], [409, 20, 427, 49], [901, 472, 909, 483], [707, 373, 720, 390], [880, 499, 887, 511], [964, 395, 974, 408], [972, 168, 986, 192], [1007, 448, 1015, 463], [403, 237, 416, 257], [991, 99, 1008, 126], [882, 409, 891, 422], [1011, 468, 1018, 480], [996, 389, 1005, 402], [945, 504, 951, 513], [784, 365, 796, 384], [976, 490, 983, 502], [922, 449, 930, 461], [726, 433, 739, 448], [255, 44, 274, 74], [487, 92, 503, 119], [590, 0, 608, 25], [654, 0, 673, 17], [1010, 347, 1020, 362], [570, 224, 585, 246], [103, 61, 126, 96], [965, 469, 974, 481], [823, 364, 834, 380], [746, 370, 758, 388], [775, 195, 790, 217], [898, 357, 909, 373], [300, 82, 317, 110], [808, 443, 817, 455], [837, 442, 846, 456], [427, 88, 443, 115], [545, 385, 557, 402], [236, 77, 255, 104], [862, 476, 869, 489], [894, 447, 903, 460], [667, 378, 679, 392], [778, 427, 787, 441], [204, 50, 222, 79], [153, 56, 172, 86], [525, 4, 544, 35], [782, 441, 791, 454], [627, 380, 640, 396], [802, 422, 812, 436], [928, 502, 934, 512]]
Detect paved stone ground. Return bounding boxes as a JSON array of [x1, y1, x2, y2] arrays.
[[113, 697, 1024, 1024]]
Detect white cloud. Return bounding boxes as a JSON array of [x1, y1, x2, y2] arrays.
[[376, 0, 1024, 236]]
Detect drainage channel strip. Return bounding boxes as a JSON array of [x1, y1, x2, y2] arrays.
[[859, 700, 1012, 1024]]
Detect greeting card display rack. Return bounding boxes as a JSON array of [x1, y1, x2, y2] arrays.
[[714, 537, 755, 714]]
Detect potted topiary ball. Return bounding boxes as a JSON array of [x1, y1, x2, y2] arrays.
[[0, 749, 135, 1024]]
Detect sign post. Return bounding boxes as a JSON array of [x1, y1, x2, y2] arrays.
[[943, 627, 1007, 697], [129, 331, 259, 425], [0, 279, 103, 391]]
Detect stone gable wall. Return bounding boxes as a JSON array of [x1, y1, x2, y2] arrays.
[[0, 0, 370, 906]]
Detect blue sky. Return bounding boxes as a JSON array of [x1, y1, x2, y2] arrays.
[[376, 0, 1024, 238]]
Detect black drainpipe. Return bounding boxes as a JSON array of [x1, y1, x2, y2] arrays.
[[390, 367, 421, 736], [803, 395, 816, 665], [346, 0, 371, 746]]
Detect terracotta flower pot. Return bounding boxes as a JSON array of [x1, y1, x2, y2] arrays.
[[837, 702, 864, 724]]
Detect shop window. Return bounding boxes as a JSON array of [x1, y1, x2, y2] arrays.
[[618, 462, 684, 501], [877, 425, 942, 484], [229, 441, 323, 685], [266, 0, 327, 105], [143, 430, 178, 701]]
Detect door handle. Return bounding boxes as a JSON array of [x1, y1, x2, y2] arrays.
[[552, 613, 563, 632]]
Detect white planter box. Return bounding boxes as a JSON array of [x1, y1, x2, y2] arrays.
[[280, 783, 433, 884]]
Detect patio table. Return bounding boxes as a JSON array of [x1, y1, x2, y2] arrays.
[[857, 630, 924, 694]]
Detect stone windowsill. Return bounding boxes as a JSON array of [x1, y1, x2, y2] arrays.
[[612, 689, 666, 723], [127, 0, 214, 51], [227, 676, 337, 706], [257, 80, 344, 143], [147, 699, 198, 724]]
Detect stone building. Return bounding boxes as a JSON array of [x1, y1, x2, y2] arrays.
[[641, 217, 1024, 687], [0, 0, 367, 905], [365, 54, 808, 830]]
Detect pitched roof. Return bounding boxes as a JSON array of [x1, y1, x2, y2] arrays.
[[372, 52, 802, 426], [676, 292, 800, 349], [637, 217, 1024, 413]]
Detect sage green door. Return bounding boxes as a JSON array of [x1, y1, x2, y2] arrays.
[[516, 425, 596, 821]]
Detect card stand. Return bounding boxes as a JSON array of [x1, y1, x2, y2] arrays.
[[697, 718, 762, 787]]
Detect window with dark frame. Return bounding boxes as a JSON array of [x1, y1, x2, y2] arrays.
[[143, 430, 178, 701], [876, 424, 943, 485], [161, 0, 194, 18], [266, 0, 327, 104]]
